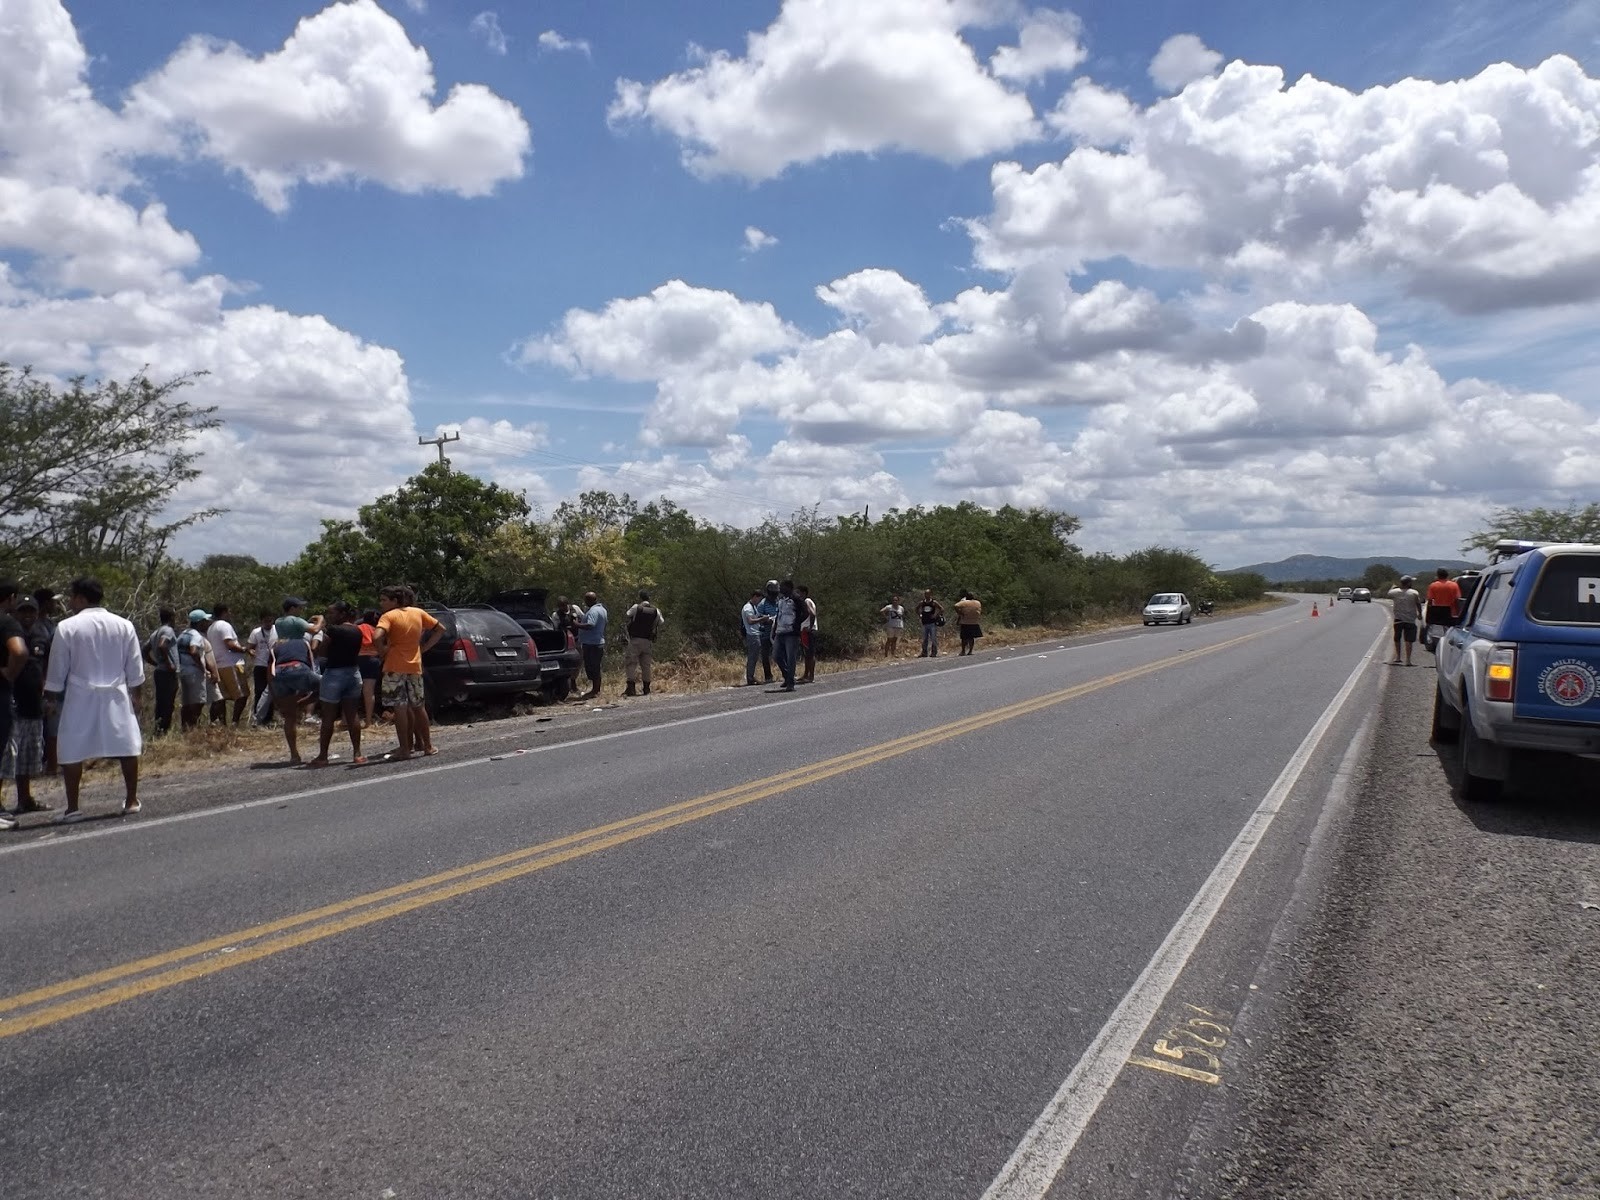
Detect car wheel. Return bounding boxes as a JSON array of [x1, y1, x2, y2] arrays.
[[1457, 700, 1504, 802], [1143, 621, 1152, 626], [1430, 686, 1460, 744], [543, 675, 572, 703]]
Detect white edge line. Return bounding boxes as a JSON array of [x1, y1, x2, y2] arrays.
[[979, 622, 1388, 1200], [0, 606, 1314, 859]]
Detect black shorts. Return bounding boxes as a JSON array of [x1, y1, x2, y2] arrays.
[[1393, 621, 1417, 643], [582, 644, 604, 682], [959, 623, 982, 639]]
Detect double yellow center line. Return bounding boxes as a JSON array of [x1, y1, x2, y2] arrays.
[[0, 627, 1271, 1040]]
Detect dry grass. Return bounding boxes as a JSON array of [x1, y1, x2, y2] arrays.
[[27, 599, 1283, 789]]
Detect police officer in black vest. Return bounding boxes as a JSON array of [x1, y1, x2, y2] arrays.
[[623, 591, 664, 697]]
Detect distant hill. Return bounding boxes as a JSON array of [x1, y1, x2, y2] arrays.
[[1223, 554, 1480, 584]]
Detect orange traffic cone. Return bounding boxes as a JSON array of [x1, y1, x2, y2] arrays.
[[1312, 602, 1320, 618]]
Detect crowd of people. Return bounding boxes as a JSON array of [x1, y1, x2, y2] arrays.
[[551, 582, 981, 699], [730, 581, 982, 692], [0, 579, 472, 827], [148, 585, 451, 768], [0, 575, 988, 828]]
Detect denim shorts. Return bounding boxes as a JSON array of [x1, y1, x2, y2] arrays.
[[320, 665, 363, 705], [272, 667, 322, 698]]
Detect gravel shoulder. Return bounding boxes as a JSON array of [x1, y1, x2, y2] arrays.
[[1216, 662, 1600, 1199]]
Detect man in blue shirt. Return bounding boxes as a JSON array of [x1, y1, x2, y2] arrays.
[[573, 590, 608, 702], [772, 580, 801, 692], [756, 580, 780, 685]]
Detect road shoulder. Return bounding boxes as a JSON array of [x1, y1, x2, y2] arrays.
[[1213, 663, 1600, 1199]]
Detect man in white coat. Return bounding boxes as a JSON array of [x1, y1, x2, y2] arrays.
[[43, 577, 145, 822]]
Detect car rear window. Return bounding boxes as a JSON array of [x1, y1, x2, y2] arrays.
[[454, 610, 530, 642], [1528, 554, 1600, 625]]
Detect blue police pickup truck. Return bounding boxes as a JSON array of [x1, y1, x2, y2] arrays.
[[1432, 541, 1600, 799]]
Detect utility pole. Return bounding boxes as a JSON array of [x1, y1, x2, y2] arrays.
[[419, 430, 460, 466]]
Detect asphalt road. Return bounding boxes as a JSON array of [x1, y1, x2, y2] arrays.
[[2, 598, 1394, 1199]]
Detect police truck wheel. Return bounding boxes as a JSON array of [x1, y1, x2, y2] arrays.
[[1457, 701, 1504, 802], [1430, 686, 1459, 744]]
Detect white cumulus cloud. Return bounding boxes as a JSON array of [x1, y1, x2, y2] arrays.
[[816, 268, 941, 345], [975, 55, 1600, 313], [0, 0, 541, 559], [1148, 33, 1222, 92], [990, 8, 1087, 83], [609, 0, 1041, 180], [525, 258, 1600, 559], [1046, 78, 1139, 145], [517, 280, 798, 382], [128, 0, 531, 212]]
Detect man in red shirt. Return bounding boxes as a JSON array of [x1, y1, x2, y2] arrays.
[[1423, 568, 1462, 651]]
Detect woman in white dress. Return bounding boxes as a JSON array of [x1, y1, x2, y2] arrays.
[[43, 577, 144, 822]]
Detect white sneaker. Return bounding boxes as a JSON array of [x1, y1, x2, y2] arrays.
[[0, 812, 16, 831]]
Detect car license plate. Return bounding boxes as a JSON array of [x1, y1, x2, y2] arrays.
[[492, 648, 518, 659]]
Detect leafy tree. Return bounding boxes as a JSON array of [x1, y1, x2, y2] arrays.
[[291, 463, 529, 605], [1360, 562, 1401, 590], [1464, 502, 1600, 554], [138, 555, 292, 629], [0, 364, 220, 577], [277, 474, 1268, 659]]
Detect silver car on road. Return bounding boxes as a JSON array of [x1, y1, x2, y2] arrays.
[[1143, 593, 1193, 626]]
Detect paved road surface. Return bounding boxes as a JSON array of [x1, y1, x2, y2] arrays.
[[3, 598, 1389, 1198]]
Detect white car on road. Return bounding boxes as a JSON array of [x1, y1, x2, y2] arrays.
[[1143, 593, 1193, 626]]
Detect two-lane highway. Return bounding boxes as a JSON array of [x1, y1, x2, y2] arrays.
[[1, 598, 1390, 1198]]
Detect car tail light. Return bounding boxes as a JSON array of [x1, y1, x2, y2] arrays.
[[451, 638, 477, 665], [1485, 647, 1515, 702]]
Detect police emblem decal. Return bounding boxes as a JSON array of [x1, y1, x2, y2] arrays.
[[1539, 659, 1599, 707]]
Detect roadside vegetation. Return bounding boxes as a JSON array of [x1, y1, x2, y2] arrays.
[[1, 362, 1293, 783], [3, 365, 1270, 653]]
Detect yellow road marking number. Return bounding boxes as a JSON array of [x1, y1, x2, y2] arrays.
[[1128, 1004, 1233, 1086]]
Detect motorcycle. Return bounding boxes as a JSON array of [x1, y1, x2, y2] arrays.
[[1196, 599, 1216, 616]]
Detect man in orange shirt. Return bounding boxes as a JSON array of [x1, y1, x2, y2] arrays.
[[372, 585, 444, 761], [1423, 567, 1462, 652]]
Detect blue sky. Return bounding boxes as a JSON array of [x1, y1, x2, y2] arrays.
[[4, 0, 1598, 567]]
